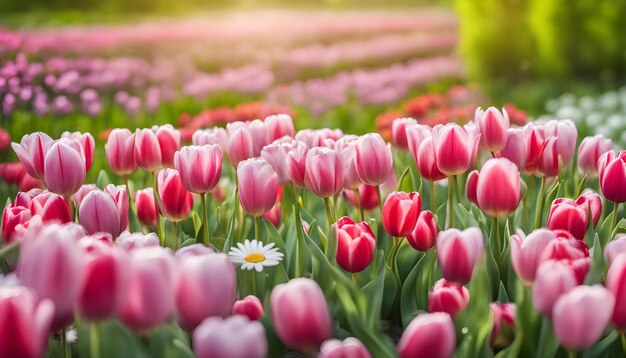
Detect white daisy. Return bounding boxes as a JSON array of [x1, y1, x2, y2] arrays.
[[228, 239, 284, 272]]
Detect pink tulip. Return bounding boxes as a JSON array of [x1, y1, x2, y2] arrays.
[[77, 240, 130, 320], [392, 117, 417, 150], [19, 173, 43, 192], [474, 107, 509, 152], [17, 223, 86, 329], [263, 201, 281, 228], [134, 188, 158, 229], [552, 285, 614, 351], [193, 315, 267, 358], [537, 136, 560, 177], [523, 123, 547, 174], [118, 247, 176, 332], [415, 137, 447, 182], [248, 119, 270, 156], [62, 131, 95, 171], [437, 228, 484, 284], [428, 278, 469, 318], [344, 183, 380, 211], [605, 234, 626, 265], [543, 119, 578, 166], [106, 128, 137, 176], [382, 191, 422, 237], [158, 168, 194, 222], [336, 139, 361, 190], [598, 150, 626, 203], [135, 128, 162, 172], [11, 132, 53, 180], [355, 133, 393, 186], [237, 158, 278, 217], [1, 206, 31, 243], [175, 244, 213, 260], [578, 135, 613, 175], [226, 124, 254, 167], [232, 295, 264, 321], [319, 338, 371, 358], [0, 286, 54, 358], [495, 126, 529, 170], [286, 141, 309, 187], [509, 229, 556, 284], [577, 189, 602, 227], [79, 190, 122, 238], [270, 278, 332, 351], [334, 216, 376, 273], [44, 141, 86, 196], [431, 123, 480, 176], [192, 128, 228, 149], [547, 198, 589, 241], [532, 260, 578, 317], [490, 302, 516, 348], [407, 210, 438, 251], [175, 253, 236, 330], [466, 158, 521, 217], [261, 141, 293, 185], [174, 145, 223, 194], [29, 191, 72, 224], [265, 114, 295, 142], [155, 125, 181, 168], [72, 184, 98, 207], [0, 162, 26, 185], [116, 232, 160, 251], [105, 184, 129, 233], [304, 147, 344, 198], [606, 254, 626, 329], [397, 312, 456, 358]]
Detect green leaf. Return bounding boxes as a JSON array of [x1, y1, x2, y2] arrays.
[[536, 319, 559, 358], [585, 234, 605, 284], [582, 331, 619, 358], [362, 251, 386, 329], [400, 251, 427, 327], [96, 169, 112, 189]]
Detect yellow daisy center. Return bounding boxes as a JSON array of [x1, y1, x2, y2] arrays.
[[245, 253, 265, 263]]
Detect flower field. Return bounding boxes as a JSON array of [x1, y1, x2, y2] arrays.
[[1, 5, 626, 358]]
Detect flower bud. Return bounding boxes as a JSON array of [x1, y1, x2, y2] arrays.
[[232, 295, 264, 321], [382, 191, 422, 237], [334, 217, 376, 273], [428, 278, 469, 318], [397, 312, 455, 358]]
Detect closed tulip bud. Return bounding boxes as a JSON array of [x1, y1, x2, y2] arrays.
[[77, 240, 130, 320], [0, 162, 26, 185], [382, 191, 422, 237], [116, 232, 160, 251], [261, 141, 293, 185], [62, 131, 95, 171], [466, 158, 521, 218], [13, 191, 34, 208], [1, 206, 31, 243], [106, 128, 137, 176], [606, 254, 626, 329], [392, 117, 417, 150], [437, 228, 484, 284], [44, 141, 86, 196], [79, 190, 122, 238], [355, 133, 393, 186], [18, 223, 86, 329], [543, 230, 589, 263], [543, 119, 577, 166], [11, 132, 53, 180], [227, 124, 254, 167], [29, 192, 72, 224], [523, 123, 546, 174], [270, 278, 332, 351], [265, 114, 295, 142], [237, 158, 278, 217], [509, 229, 556, 284], [490, 302, 516, 348], [175, 253, 236, 330], [336, 139, 362, 190], [397, 312, 456, 358], [407, 210, 438, 251], [248, 119, 270, 156], [598, 150, 626, 203], [232, 295, 264, 321], [304, 147, 344, 198], [193, 315, 267, 358], [286, 141, 309, 187], [537, 136, 560, 177], [428, 278, 469, 318], [135, 128, 162, 172], [578, 135, 613, 175], [495, 127, 529, 170], [532, 260, 578, 317], [105, 184, 129, 233], [319, 338, 371, 358], [119, 247, 176, 332], [343, 183, 380, 211], [431, 123, 480, 176], [547, 198, 588, 241], [158, 169, 194, 222], [416, 137, 447, 182], [155, 124, 180, 168], [334, 217, 376, 273], [174, 145, 223, 194], [406, 124, 430, 160], [605, 234, 626, 265], [0, 286, 54, 358], [577, 189, 602, 227], [192, 128, 228, 149], [134, 188, 158, 229], [475, 107, 509, 152], [552, 285, 614, 351]]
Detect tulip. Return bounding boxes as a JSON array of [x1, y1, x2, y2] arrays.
[[193, 315, 267, 358], [543, 230, 589, 262], [382, 191, 422, 237], [62, 131, 95, 171], [537, 136, 560, 177], [286, 141, 309, 187], [72, 184, 98, 207], [1, 206, 31, 243], [437, 228, 484, 284], [175, 253, 236, 330], [248, 119, 270, 156], [336, 139, 361, 190], [319, 338, 371, 358], [578, 135, 613, 175], [552, 285, 614, 351], [407, 210, 438, 251], [607, 254, 626, 329], [543, 119, 578, 166], [157, 168, 194, 222], [105, 184, 129, 233], [192, 128, 228, 149], [11, 132, 53, 179], [237, 158, 278, 217], [397, 312, 455, 358], [416, 137, 447, 182], [0, 162, 26, 185], [523, 123, 546, 174], [546, 198, 588, 241], [17, 223, 86, 329], [116, 232, 160, 251], [174, 145, 223, 194], [106, 128, 137, 176], [13, 191, 34, 208], [155, 124, 181, 168], [490, 302, 516, 348], [175, 244, 213, 260], [577, 189, 602, 227], [19, 173, 43, 192], [431, 123, 480, 176], [232, 295, 264, 321], [270, 278, 332, 351], [304, 147, 344, 198], [406, 124, 430, 157], [29, 191, 72, 224], [344, 184, 380, 211], [392, 117, 417, 150], [261, 141, 293, 185], [118, 247, 176, 332], [334, 217, 376, 273], [474, 107, 509, 152], [135, 128, 162, 172], [355, 133, 393, 186], [0, 286, 54, 358], [495, 127, 529, 170], [263, 202, 281, 228], [77, 240, 130, 320], [265, 114, 295, 142], [79, 190, 122, 238], [532, 260, 578, 317], [428, 278, 469, 318], [134, 188, 158, 229], [605, 234, 626, 265], [509, 229, 556, 284], [44, 141, 86, 196], [227, 124, 254, 166], [598, 150, 626, 203], [466, 158, 521, 218]]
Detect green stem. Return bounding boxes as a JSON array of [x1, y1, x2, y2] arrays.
[[352, 273, 357, 286], [291, 185, 305, 278], [388, 237, 403, 273], [427, 248, 437, 287], [429, 180, 436, 212], [123, 175, 131, 231], [324, 197, 334, 229], [254, 215, 260, 243], [376, 185, 384, 216], [251, 270, 257, 297], [172, 221, 179, 249], [453, 175, 462, 204], [200, 193, 210, 246], [492, 216, 501, 257], [354, 188, 364, 221], [62, 328, 71, 358], [613, 202, 620, 234], [152, 172, 164, 246], [534, 177, 546, 229], [447, 177, 454, 229], [90, 323, 101, 358], [568, 350, 577, 358]]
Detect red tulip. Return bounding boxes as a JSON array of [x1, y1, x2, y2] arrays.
[[407, 210, 438, 251], [193, 315, 267, 358], [61, 131, 95, 171], [598, 150, 626, 203], [157, 169, 194, 222], [237, 158, 278, 217], [382, 191, 422, 237], [232, 295, 264, 321], [490, 302, 516, 348], [135, 128, 162, 172], [532, 260, 578, 317], [1, 206, 31, 243], [265, 114, 295, 142], [547, 198, 589, 241], [343, 183, 380, 211], [437, 228, 484, 284], [19, 173, 43, 192], [106, 128, 137, 176], [431, 123, 480, 176], [29, 191, 72, 224], [543, 119, 577, 166], [397, 312, 455, 358], [428, 278, 469, 318], [334, 217, 376, 273], [11, 132, 53, 180], [466, 158, 521, 218], [44, 141, 86, 196], [304, 147, 344, 198], [134, 188, 158, 229], [606, 254, 626, 329], [155, 125, 181, 168], [509, 229, 556, 284], [0, 162, 26, 185], [392, 117, 417, 150], [577, 135, 613, 176], [286, 141, 309, 187], [474, 107, 509, 152], [262, 202, 281, 228], [355, 133, 393, 186], [175, 145, 223, 194], [319, 338, 371, 358], [495, 126, 529, 170]]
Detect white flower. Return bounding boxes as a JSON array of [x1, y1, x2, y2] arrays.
[[228, 239, 284, 272]]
